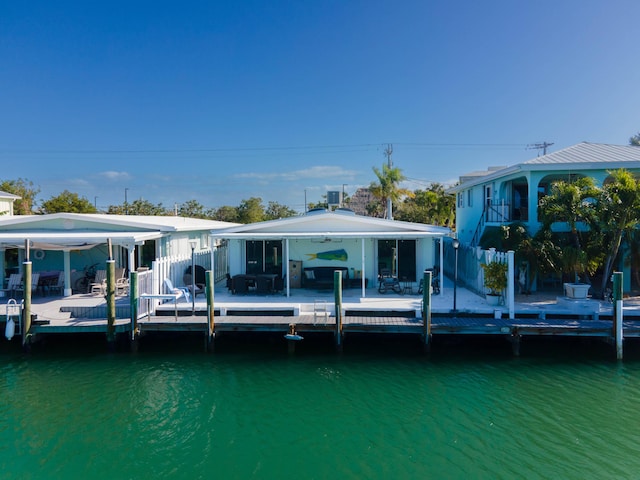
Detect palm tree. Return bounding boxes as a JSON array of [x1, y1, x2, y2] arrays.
[[369, 164, 413, 219], [538, 177, 599, 282], [596, 169, 640, 295]]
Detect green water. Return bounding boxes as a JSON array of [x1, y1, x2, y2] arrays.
[[2, 336, 640, 479]]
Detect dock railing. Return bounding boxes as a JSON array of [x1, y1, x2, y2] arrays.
[[136, 250, 219, 319]]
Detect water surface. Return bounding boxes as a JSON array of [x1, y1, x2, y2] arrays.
[[2, 336, 640, 479]]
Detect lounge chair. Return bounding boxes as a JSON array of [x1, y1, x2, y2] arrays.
[[164, 278, 191, 302], [0, 273, 22, 299], [89, 270, 107, 295], [48, 271, 65, 296], [15, 273, 40, 298]]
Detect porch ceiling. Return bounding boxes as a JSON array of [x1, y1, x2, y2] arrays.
[[0, 231, 162, 250]]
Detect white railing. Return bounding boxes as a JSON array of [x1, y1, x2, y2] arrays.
[[136, 249, 228, 318], [445, 240, 515, 318]]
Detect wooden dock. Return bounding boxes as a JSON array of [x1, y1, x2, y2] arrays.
[[4, 276, 640, 357]]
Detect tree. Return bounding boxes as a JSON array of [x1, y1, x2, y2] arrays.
[[41, 190, 98, 214], [630, 132, 640, 146], [264, 201, 297, 220], [107, 199, 167, 215], [595, 169, 640, 295], [210, 205, 239, 222], [236, 197, 265, 224], [538, 177, 600, 282], [395, 183, 455, 226], [0, 178, 40, 215], [178, 200, 207, 219], [369, 164, 413, 219]]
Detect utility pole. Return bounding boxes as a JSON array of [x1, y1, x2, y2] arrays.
[[526, 142, 554, 156], [124, 188, 129, 215], [384, 144, 393, 220], [342, 184, 347, 207]]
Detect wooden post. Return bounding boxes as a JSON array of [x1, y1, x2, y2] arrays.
[[287, 324, 296, 354], [507, 250, 515, 319], [613, 271, 623, 360], [129, 271, 138, 352], [422, 270, 432, 352], [206, 270, 215, 352], [106, 258, 116, 345], [22, 239, 32, 349], [334, 270, 343, 352], [511, 328, 521, 356]]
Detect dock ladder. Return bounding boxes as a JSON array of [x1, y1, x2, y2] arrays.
[[314, 300, 328, 325], [4, 299, 22, 340]]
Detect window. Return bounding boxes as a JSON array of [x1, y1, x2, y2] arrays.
[[457, 192, 463, 208], [467, 189, 473, 207], [245, 240, 282, 274], [378, 239, 416, 282]]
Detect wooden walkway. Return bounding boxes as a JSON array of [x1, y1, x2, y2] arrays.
[[27, 311, 640, 339], [5, 285, 640, 357]]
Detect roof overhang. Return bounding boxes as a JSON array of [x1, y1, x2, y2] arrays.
[[0, 231, 162, 250]]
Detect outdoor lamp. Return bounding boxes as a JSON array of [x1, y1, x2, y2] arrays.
[[452, 238, 460, 315]]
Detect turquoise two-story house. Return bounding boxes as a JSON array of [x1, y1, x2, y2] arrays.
[[449, 142, 640, 247]]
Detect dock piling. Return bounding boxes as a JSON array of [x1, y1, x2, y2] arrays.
[[613, 272, 623, 360], [206, 270, 215, 352], [422, 270, 432, 352], [22, 239, 32, 350], [129, 271, 139, 351], [106, 256, 116, 346], [334, 270, 343, 353]]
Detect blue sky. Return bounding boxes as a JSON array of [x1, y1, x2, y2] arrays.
[[1, 0, 639, 213]]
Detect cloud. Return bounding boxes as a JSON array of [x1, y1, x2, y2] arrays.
[[98, 171, 132, 181], [233, 165, 359, 181]]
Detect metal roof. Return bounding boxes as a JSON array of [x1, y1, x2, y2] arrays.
[[211, 210, 452, 240], [523, 142, 640, 166], [0, 213, 238, 249], [449, 142, 640, 192]]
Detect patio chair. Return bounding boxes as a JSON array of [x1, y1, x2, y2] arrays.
[[164, 278, 191, 302], [0, 273, 23, 299], [15, 273, 40, 298], [48, 271, 65, 296], [89, 270, 107, 295], [183, 273, 205, 298], [116, 276, 129, 296]]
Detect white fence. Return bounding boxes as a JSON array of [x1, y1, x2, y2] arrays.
[[137, 249, 225, 317], [444, 240, 515, 317]]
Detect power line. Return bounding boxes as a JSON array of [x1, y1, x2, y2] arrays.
[[526, 142, 554, 156], [0, 142, 531, 155]]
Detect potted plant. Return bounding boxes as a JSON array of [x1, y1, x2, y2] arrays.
[[481, 260, 508, 306]]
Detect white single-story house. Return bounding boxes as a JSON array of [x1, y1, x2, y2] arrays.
[[0, 213, 238, 296], [210, 208, 452, 297], [0, 190, 21, 217]]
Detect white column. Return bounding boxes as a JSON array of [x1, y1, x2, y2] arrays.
[[0, 247, 5, 294], [285, 238, 290, 298], [127, 245, 136, 273], [439, 237, 444, 295], [361, 238, 366, 298], [63, 250, 72, 296]]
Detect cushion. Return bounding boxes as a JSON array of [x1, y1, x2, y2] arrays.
[[304, 270, 315, 280]]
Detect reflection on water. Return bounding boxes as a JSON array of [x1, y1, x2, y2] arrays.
[[2, 336, 640, 479]]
